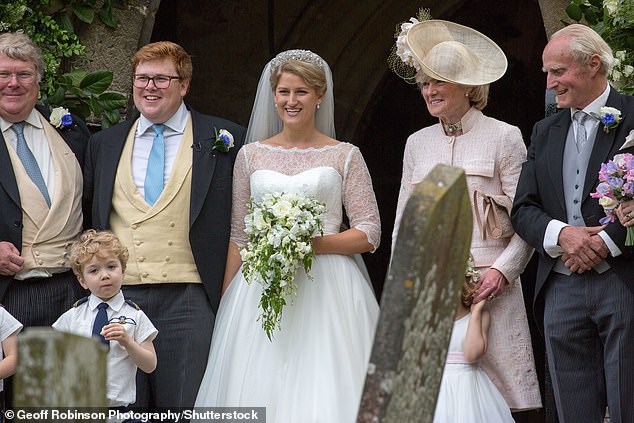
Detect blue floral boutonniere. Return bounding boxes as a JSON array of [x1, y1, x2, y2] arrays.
[[591, 106, 622, 133], [212, 128, 234, 153], [49, 107, 73, 129]]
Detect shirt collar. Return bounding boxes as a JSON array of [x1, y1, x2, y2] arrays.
[[88, 290, 125, 312], [570, 84, 611, 121], [137, 102, 188, 136], [0, 108, 43, 133]]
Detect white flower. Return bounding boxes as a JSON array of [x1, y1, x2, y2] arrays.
[[240, 191, 325, 339], [620, 130, 634, 150], [611, 69, 622, 82], [599, 196, 619, 210], [272, 199, 293, 218], [624, 65, 634, 77], [395, 17, 422, 72], [603, 0, 619, 16], [613, 153, 629, 168], [49, 107, 72, 128]]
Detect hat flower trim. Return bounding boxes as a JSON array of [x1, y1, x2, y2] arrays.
[[395, 17, 422, 72], [212, 128, 234, 153], [590, 107, 622, 133]]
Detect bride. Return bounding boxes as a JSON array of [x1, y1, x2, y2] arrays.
[[193, 49, 381, 422]]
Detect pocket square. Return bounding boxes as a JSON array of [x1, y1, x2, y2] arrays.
[[619, 129, 634, 151]]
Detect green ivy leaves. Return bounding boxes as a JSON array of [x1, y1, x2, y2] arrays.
[[0, 0, 127, 127]]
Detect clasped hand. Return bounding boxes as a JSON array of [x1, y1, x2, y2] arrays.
[[559, 226, 608, 274], [473, 268, 508, 304]]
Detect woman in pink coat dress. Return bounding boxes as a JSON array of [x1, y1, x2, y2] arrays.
[[390, 16, 542, 413]]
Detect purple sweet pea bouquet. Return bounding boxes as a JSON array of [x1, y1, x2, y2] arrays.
[[590, 152, 634, 245]]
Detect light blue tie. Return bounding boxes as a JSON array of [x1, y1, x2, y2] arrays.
[[144, 124, 166, 206], [10, 122, 51, 207]]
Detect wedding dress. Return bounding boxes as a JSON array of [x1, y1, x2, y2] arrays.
[[194, 142, 381, 423]]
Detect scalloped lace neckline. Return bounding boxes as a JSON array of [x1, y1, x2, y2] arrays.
[[254, 141, 345, 152]]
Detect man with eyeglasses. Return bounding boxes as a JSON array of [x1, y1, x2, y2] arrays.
[[84, 41, 246, 416], [0, 31, 90, 408]]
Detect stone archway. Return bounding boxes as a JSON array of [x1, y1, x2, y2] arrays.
[[80, 0, 566, 297]]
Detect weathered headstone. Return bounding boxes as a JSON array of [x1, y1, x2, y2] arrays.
[[357, 164, 473, 422], [14, 328, 107, 421]]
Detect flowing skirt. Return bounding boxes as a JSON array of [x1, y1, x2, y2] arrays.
[[433, 363, 515, 423], [194, 254, 379, 423]]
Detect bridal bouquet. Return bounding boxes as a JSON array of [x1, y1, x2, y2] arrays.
[[590, 153, 634, 245], [241, 192, 326, 340]]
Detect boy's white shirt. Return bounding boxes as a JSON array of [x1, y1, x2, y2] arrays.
[[52, 291, 158, 406]]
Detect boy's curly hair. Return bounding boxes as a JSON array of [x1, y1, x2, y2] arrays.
[[70, 229, 129, 277]]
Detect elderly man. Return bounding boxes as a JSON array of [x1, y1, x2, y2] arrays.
[[512, 24, 634, 422], [0, 32, 89, 327], [84, 41, 245, 414]]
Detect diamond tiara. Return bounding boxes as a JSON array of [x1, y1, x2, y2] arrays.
[[269, 49, 324, 74]]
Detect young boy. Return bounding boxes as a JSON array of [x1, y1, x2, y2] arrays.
[[53, 229, 157, 409], [0, 306, 21, 415]]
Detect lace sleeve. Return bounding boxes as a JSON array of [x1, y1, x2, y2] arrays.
[[342, 147, 381, 251], [230, 147, 251, 247]]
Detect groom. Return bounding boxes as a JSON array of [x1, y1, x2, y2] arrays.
[[84, 41, 245, 413]]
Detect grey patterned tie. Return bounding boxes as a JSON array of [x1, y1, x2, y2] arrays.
[[573, 111, 588, 152], [10, 122, 51, 207]]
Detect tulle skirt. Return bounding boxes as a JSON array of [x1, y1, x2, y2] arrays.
[[433, 363, 514, 423], [194, 253, 379, 423]]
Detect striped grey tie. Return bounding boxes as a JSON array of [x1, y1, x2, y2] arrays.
[[574, 111, 588, 152]]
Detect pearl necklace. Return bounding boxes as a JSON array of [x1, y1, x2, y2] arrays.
[[442, 121, 462, 135]]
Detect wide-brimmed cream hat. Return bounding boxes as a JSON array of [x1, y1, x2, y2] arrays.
[[406, 20, 507, 85]]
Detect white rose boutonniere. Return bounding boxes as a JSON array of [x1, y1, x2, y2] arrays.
[[49, 107, 73, 129], [620, 129, 634, 151], [591, 106, 622, 133], [212, 128, 234, 153]]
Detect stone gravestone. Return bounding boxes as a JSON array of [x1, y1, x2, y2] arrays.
[[14, 328, 107, 422], [357, 164, 473, 422]]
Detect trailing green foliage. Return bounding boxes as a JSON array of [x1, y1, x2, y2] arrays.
[[564, 0, 634, 95], [0, 0, 127, 127]]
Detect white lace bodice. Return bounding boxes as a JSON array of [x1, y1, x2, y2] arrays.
[[230, 142, 381, 250]]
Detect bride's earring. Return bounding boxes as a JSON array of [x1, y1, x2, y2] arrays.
[[317, 103, 321, 110]]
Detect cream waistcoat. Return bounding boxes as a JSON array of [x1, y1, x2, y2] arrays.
[[110, 115, 201, 284], [5, 111, 83, 275]]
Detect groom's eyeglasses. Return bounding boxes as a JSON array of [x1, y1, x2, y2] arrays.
[[133, 74, 181, 89]]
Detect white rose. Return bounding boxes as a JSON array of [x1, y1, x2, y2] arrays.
[[272, 200, 292, 218], [49, 107, 69, 128], [624, 65, 634, 77], [599, 196, 618, 210]]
